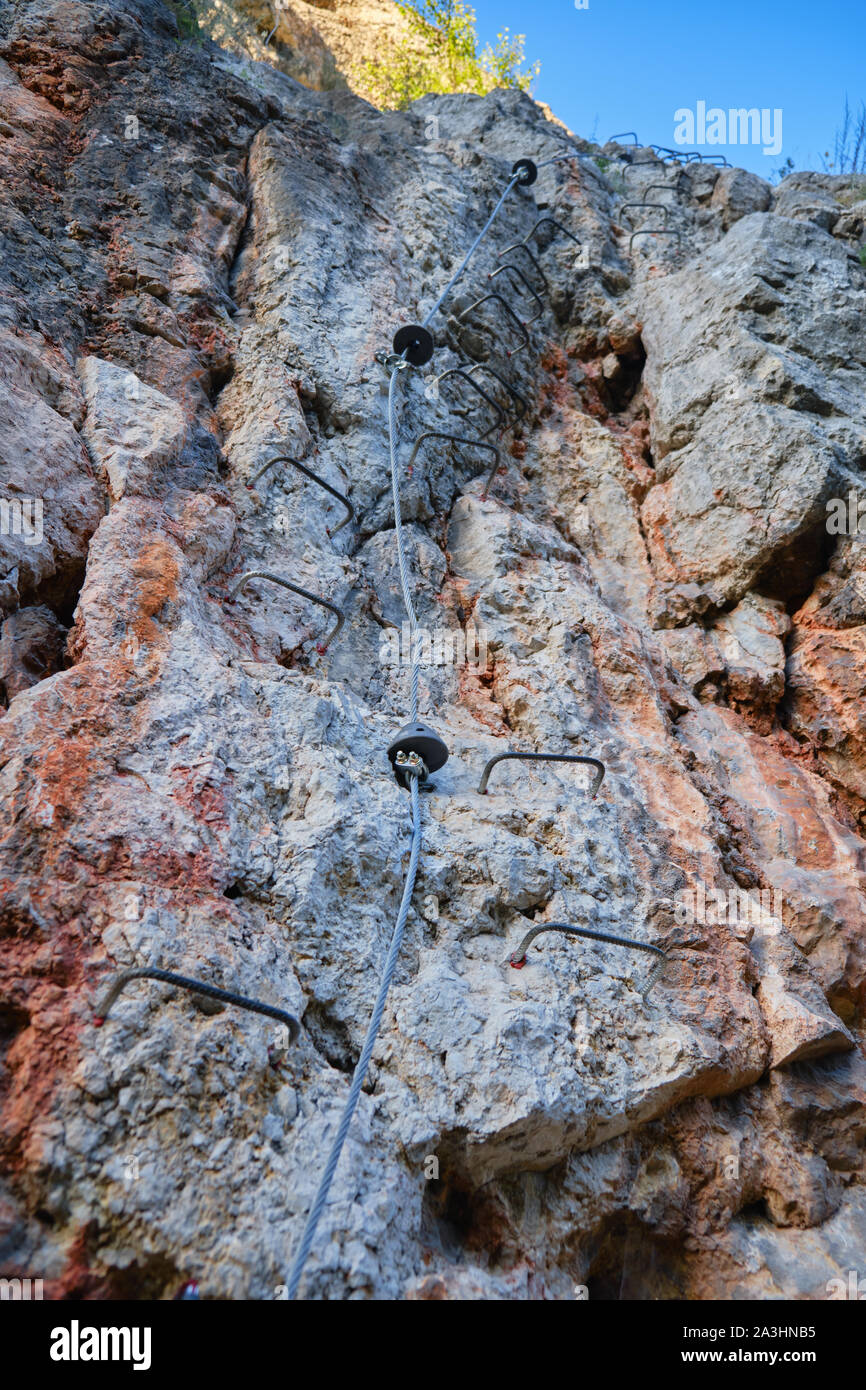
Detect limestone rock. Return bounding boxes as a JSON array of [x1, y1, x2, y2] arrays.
[[751, 930, 854, 1068], [773, 171, 845, 232], [0, 603, 67, 703], [78, 357, 218, 502], [0, 0, 863, 1305], [639, 214, 866, 607], [711, 167, 772, 229]]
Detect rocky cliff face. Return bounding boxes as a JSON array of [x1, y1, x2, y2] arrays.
[[186, 0, 425, 98], [1, 0, 865, 1301]]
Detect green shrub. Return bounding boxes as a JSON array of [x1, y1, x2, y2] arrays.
[[361, 1, 539, 111], [770, 155, 795, 184], [167, 0, 201, 40]]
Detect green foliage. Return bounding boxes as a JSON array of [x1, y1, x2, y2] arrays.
[[479, 27, 539, 93], [859, 245, 866, 268], [167, 0, 201, 41], [361, 0, 539, 111], [836, 177, 866, 207]]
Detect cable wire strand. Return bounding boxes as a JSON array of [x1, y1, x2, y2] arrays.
[[286, 765, 423, 1299], [387, 366, 421, 719], [421, 173, 521, 327], [536, 149, 581, 168], [286, 362, 425, 1297]]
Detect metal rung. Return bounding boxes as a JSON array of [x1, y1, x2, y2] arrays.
[[405, 430, 500, 486], [524, 216, 582, 249], [94, 966, 301, 1039], [228, 570, 344, 653], [507, 922, 667, 997], [631, 226, 683, 251], [497, 241, 550, 294], [478, 750, 606, 799], [247, 454, 354, 537], [487, 264, 545, 324], [457, 292, 530, 358], [644, 182, 684, 199], [622, 160, 663, 179], [466, 364, 528, 422], [620, 201, 671, 226], [434, 367, 505, 436], [608, 132, 639, 146], [652, 149, 703, 164], [629, 227, 682, 251]]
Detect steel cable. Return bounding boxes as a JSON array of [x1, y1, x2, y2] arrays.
[[387, 365, 421, 720], [536, 149, 581, 169], [286, 135, 668, 1296], [286, 363, 424, 1297], [285, 762, 422, 1299], [421, 173, 521, 327]]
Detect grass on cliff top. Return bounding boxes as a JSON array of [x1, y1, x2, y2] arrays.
[[166, 0, 201, 40], [361, 0, 539, 110]]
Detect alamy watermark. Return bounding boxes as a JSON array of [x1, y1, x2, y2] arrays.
[[50, 1321, 152, 1369], [668, 882, 782, 935], [826, 1269, 865, 1300], [674, 102, 782, 156], [1, 1276, 43, 1299], [826, 491, 866, 536], [0, 496, 43, 546], [379, 621, 488, 669]]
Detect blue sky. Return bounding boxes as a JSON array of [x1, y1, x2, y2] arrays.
[[469, 0, 865, 176]]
